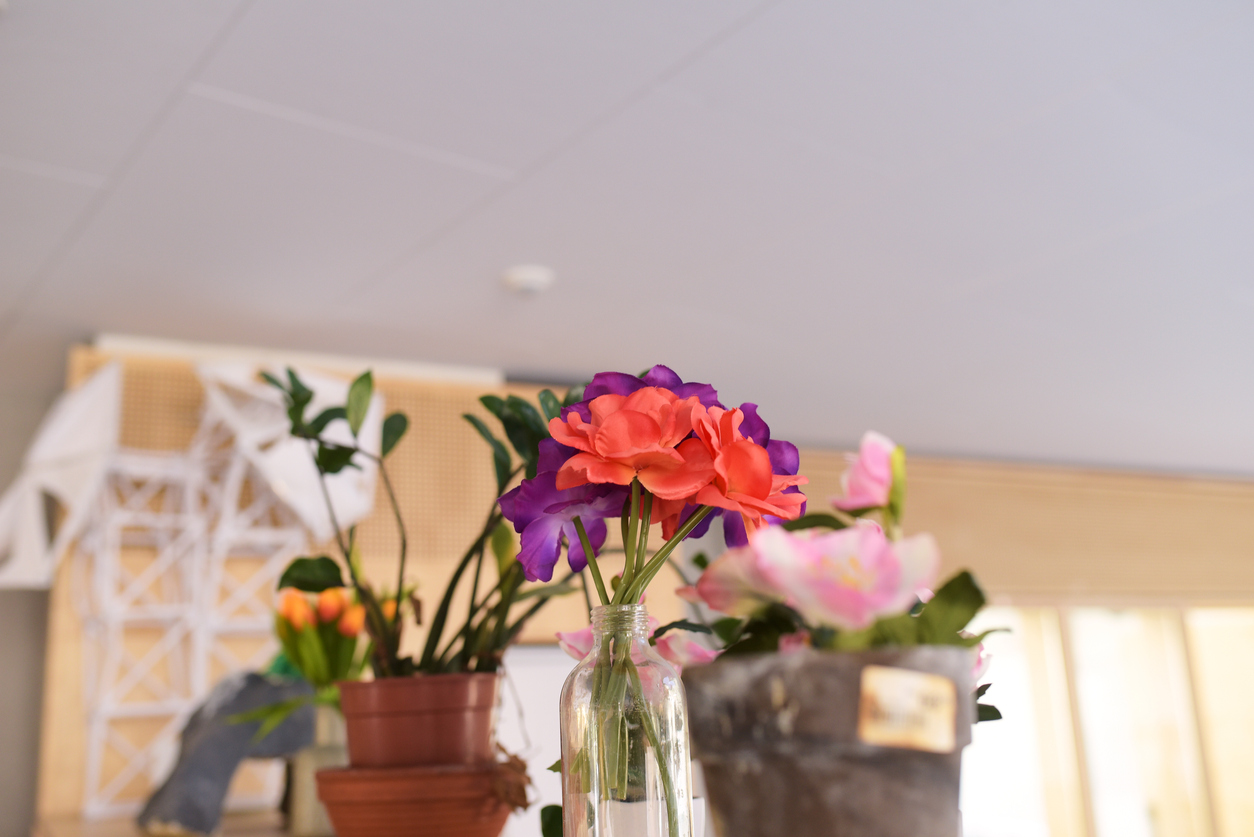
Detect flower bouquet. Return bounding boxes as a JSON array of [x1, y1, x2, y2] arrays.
[[498, 366, 807, 837], [680, 432, 1000, 837]]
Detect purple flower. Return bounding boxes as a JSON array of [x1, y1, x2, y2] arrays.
[[499, 472, 628, 582], [576, 365, 723, 411]]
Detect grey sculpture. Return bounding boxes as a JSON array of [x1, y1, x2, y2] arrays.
[[137, 672, 314, 836]]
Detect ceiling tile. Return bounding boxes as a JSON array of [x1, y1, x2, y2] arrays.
[[0, 0, 245, 175], [196, 0, 763, 171], [17, 93, 504, 340], [0, 169, 96, 311]]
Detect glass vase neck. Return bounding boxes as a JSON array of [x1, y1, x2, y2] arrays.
[[591, 603, 649, 635]]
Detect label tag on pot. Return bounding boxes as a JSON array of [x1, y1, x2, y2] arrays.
[[857, 665, 956, 753]]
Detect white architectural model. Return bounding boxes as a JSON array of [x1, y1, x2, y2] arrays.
[[0, 361, 381, 817]]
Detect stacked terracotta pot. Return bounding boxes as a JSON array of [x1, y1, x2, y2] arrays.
[[316, 673, 510, 837]]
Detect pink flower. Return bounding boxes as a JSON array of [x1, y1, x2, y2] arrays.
[[654, 631, 720, 674], [556, 625, 595, 661], [693, 544, 781, 617], [556, 615, 662, 663], [831, 431, 897, 511], [754, 525, 939, 630]]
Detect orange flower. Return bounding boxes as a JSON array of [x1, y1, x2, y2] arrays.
[[381, 599, 397, 621], [679, 405, 807, 537], [338, 604, 366, 637], [278, 589, 314, 631], [317, 587, 350, 623], [550, 387, 715, 499]]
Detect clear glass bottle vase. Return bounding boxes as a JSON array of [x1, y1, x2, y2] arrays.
[[560, 604, 694, 837]]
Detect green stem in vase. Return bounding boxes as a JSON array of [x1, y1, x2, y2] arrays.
[[574, 516, 610, 606], [624, 656, 681, 837]]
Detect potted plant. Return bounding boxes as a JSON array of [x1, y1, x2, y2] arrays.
[[496, 366, 808, 837], [257, 368, 581, 836], [680, 431, 1001, 837]]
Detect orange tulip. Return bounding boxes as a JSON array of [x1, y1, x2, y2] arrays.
[[278, 589, 314, 631], [381, 599, 398, 621], [338, 604, 366, 637], [550, 387, 714, 499], [317, 587, 350, 623]]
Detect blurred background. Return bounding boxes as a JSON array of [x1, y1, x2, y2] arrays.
[[1, 2, 1252, 837]]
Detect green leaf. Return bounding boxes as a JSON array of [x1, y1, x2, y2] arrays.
[[887, 444, 907, 523], [711, 617, 743, 645], [381, 412, 408, 456], [975, 683, 992, 699], [537, 390, 563, 423], [546, 759, 563, 773], [491, 520, 518, 576], [260, 371, 286, 391], [977, 703, 1003, 722], [282, 368, 314, 428], [540, 804, 563, 837], [277, 556, 345, 592], [316, 443, 358, 474], [690, 552, 709, 570], [346, 370, 373, 437], [463, 414, 511, 493], [650, 620, 713, 644], [479, 394, 507, 421], [306, 406, 346, 436], [513, 580, 579, 602], [561, 385, 585, 407], [870, 613, 917, 646], [501, 396, 549, 478], [781, 513, 848, 531], [916, 570, 986, 644]]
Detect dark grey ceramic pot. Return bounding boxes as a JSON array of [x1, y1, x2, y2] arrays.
[[682, 647, 974, 837]]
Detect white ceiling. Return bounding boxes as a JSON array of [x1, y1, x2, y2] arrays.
[[1, 0, 1252, 482]]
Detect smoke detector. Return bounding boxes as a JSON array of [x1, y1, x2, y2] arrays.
[[502, 264, 556, 294]]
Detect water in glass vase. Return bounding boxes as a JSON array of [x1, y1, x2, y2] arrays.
[[560, 604, 694, 837]]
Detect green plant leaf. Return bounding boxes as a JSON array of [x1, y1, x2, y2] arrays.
[[975, 683, 991, 699], [346, 370, 373, 437], [260, 371, 286, 391], [306, 406, 346, 436], [977, 703, 1003, 722], [277, 556, 345, 592], [537, 389, 563, 422], [690, 552, 709, 570], [381, 412, 408, 456], [283, 368, 314, 428], [463, 414, 511, 493], [561, 385, 585, 407], [540, 804, 563, 837], [479, 394, 507, 420], [916, 570, 986, 644], [513, 579, 579, 602], [491, 520, 518, 576], [870, 613, 917, 646], [711, 617, 743, 645], [546, 759, 562, 773], [781, 513, 848, 531], [501, 396, 548, 478], [650, 619, 713, 644], [316, 443, 357, 474]]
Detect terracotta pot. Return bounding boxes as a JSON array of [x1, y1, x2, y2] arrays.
[[683, 647, 974, 837], [338, 673, 500, 768], [316, 764, 510, 837]]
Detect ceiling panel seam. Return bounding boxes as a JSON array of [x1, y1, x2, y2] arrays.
[[0, 153, 105, 190], [186, 83, 515, 181], [0, 0, 259, 346], [340, 0, 790, 303]]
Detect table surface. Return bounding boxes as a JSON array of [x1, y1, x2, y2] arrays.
[[34, 812, 286, 837]]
